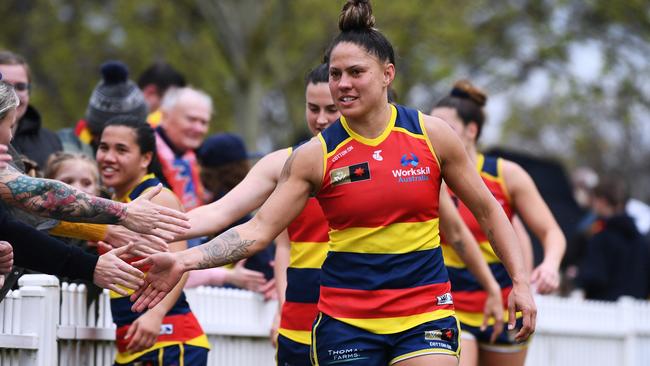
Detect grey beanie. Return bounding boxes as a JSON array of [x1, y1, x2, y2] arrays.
[[85, 61, 149, 137]]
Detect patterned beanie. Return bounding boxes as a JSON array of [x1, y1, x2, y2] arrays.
[[85, 61, 148, 137]]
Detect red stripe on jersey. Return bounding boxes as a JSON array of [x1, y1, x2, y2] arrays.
[[287, 198, 329, 243], [280, 301, 320, 331], [452, 287, 512, 313], [115, 312, 205, 353], [319, 282, 453, 319]]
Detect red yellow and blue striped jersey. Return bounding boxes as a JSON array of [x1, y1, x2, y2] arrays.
[[108, 173, 209, 363], [442, 154, 514, 326], [278, 187, 330, 345], [316, 104, 454, 334]]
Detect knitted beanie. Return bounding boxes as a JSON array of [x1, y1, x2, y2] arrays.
[[85, 61, 148, 137]]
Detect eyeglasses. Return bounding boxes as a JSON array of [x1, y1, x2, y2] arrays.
[[10, 82, 30, 93]]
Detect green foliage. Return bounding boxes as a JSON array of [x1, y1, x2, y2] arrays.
[[1, 0, 650, 198]]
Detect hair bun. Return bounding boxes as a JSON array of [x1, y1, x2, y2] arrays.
[[100, 61, 129, 85], [451, 80, 487, 107], [339, 0, 375, 32]]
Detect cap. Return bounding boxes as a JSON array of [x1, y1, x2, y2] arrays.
[[85, 61, 148, 136], [197, 133, 249, 167]]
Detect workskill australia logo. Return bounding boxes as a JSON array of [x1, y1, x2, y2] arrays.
[[392, 152, 430, 183], [330, 162, 371, 186]]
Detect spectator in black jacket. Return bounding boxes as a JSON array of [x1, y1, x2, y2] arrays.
[[576, 178, 650, 301], [0, 50, 62, 170]]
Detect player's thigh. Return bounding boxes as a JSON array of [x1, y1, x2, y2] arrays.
[[479, 347, 527, 366], [459, 336, 479, 366]]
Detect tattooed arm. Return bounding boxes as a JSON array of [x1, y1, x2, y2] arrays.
[[0, 166, 189, 239], [130, 140, 324, 311], [0, 165, 126, 223]]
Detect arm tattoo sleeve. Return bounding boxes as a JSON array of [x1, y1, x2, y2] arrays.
[[197, 228, 256, 269], [1, 169, 126, 224]]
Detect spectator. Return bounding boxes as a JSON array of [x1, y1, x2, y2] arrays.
[[66, 61, 148, 154], [137, 61, 186, 127], [155, 87, 211, 210], [0, 50, 62, 170], [576, 178, 650, 301], [189, 132, 275, 294]]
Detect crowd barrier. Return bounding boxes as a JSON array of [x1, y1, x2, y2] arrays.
[[1, 275, 650, 365]]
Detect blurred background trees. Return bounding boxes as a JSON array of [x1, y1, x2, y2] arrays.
[[1, 0, 649, 199]]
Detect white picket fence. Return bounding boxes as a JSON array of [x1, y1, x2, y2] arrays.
[[0, 275, 276, 366], [2, 275, 650, 366]]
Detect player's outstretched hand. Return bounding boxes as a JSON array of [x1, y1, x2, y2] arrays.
[[122, 184, 190, 240], [130, 252, 184, 312]]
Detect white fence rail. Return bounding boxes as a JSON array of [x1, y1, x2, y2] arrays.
[[2, 275, 650, 366]]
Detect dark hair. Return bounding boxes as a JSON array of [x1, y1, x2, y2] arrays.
[[0, 50, 31, 83], [325, 0, 395, 66], [435, 80, 487, 140], [200, 161, 251, 196], [593, 177, 629, 210], [305, 63, 329, 87], [137, 61, 186, 95], [100, 115, 159, 173]]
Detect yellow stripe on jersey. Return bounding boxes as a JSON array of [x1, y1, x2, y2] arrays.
[[328, 218, 440, 254], [114, 335, 210, 364], [337, 309, 455, 335], [290, 241, 329, 269], [455, 309, 521, 327], [442, 240, 501, 269], [278, 328, 311, 345], [418, 111, 442, 168]]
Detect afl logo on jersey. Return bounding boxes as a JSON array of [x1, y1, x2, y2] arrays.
[[330, 162, 371, 186]]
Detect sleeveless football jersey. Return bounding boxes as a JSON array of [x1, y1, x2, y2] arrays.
[[108, 173, 209, 364], [316, 104, 454, 334], [278, 147, 331, 345], [442, 154, 514, 327]]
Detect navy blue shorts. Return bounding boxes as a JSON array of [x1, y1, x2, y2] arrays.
[[311, 313, 460, 365], [460, 317, 530, 352], [115, 344, 209, 366], [277, 334, 311, 366]]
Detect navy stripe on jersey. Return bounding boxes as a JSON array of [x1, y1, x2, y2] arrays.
[[320, 247, 448, 291], [320, 119, 348, 154], [393, 104, 423, 134], [111, 293, 191, 327], [448, 263, 512, 292], [285, 267, 321, 304], [481, 155, 498, 177], [129, 176, 161, 201]]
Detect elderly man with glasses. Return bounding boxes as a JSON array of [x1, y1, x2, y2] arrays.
[[0, 50, 63, 171]]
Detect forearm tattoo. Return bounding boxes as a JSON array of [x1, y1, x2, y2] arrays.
[[1, 169, 126, 223], [197, 228, 256, 269]]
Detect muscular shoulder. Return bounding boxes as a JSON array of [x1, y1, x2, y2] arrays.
[[420, 114, 466, 167], [147, 187, 184, 212], [279, 138, 323, 191], [501, 159, 535, 194]]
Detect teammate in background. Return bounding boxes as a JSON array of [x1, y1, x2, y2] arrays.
[[432, 79, 566, 366], [96, 116, 209, 365], [131, 2, 535, 365]]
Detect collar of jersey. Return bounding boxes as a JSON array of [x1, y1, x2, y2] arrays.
[[339, 104, 397, 147], [475, 153, 485, 172], [116, 173, 157, 203]]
